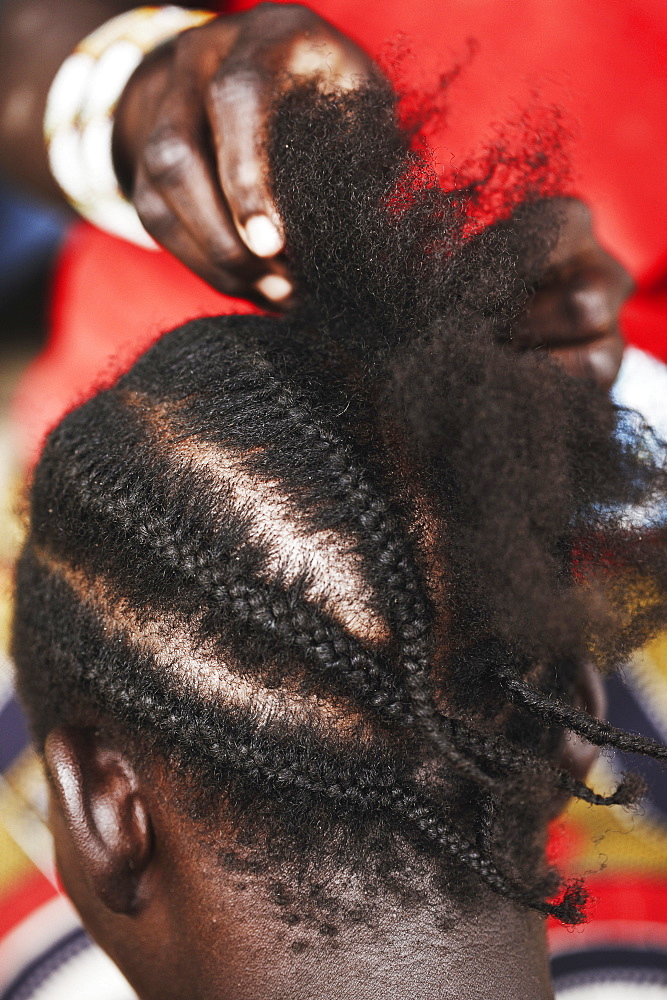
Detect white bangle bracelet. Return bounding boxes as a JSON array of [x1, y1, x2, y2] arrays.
[[44, 5, 216, 248]]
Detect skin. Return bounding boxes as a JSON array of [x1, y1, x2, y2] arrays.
[[512, 198, 631, 390], [111, 3, 374, 306], [0, 1, 633, 350], [42, 665, 605, 999]]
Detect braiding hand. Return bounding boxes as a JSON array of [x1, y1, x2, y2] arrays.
[[113, 11, 629, 388], [511, 198, 632, 390], [112, 3, 375, 308]]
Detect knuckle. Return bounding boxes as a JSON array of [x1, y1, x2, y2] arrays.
[[250, 1, 282, 12], [566, 281, 615, 336], [172, 24, 203, 58], [219, 151, 262, 201], [252, 2, 313, 21], [581, 335, 624, 389], [210, 244, 249, 273], [610, 257, 634, 300], [211, 64, 265, 109], [276, 2, 317, 22], [133, 189, 175, 242], [143, 128, 196, 185], [244, 1, 317, 39], [565, 196, 592, 226]]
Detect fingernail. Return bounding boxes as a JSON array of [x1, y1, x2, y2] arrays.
[[256, 274, 292, 302], [243, 214, 283, 258]]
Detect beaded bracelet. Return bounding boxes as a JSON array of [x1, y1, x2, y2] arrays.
[[44, 6, 216, 247]]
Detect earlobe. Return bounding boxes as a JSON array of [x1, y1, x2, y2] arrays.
[[557, 660, 607, 784], [45, 725, 153, 915]]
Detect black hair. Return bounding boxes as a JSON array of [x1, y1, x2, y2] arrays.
[[12, 78, 667, 925]]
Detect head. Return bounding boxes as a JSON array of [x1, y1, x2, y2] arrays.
[[12, 81, 667, 1000]]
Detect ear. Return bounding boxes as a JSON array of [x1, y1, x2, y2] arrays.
[[556, 660, 607, 784], [44, 725, 153, 915]]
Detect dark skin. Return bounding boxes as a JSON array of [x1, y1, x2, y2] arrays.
[[0, 1, 632, 360], [43, 664, 605, 1000]]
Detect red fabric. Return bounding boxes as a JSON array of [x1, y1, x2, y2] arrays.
[[12, 224, 259, 460], [548, 875, 667, 952], [222, 0, 666, 281], [584, 875, 667, 926], [0, 870, 57, 940]]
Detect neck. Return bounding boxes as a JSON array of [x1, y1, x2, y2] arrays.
[[223, 898, 553, 1000], [139, 874, 555, 1000]]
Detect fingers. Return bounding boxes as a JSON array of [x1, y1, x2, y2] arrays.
[[134, 71, 291, 307], [133, 157, 291, 308], [207, 63, 284, 258], [516, 261, 630, 346], [517, 256, 631, 389], [138, 75, 251, 264], [206, 6, 314, 256], [208, 4, 373, 259], [513, 270, 627, 391], [511, 199, 634, 390], [548, 332, 625, 392], [121, 4, 375, 305], [134, 168, 291, 309]]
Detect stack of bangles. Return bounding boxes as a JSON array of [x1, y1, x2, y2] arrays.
[[43, 5, 216, 247]]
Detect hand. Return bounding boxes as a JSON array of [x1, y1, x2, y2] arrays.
[[112, 2, 375, 308], [512, 199, 632, 390]]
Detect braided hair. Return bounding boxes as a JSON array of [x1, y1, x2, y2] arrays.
[[12, 79, 667, 925]]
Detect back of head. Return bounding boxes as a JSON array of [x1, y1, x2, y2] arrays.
[[12, 79, 667, 945]]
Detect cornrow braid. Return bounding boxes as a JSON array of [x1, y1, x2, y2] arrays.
[[38, 396, 418, 721], [15, 555, 562, 920], [39, 365, 506, 795], [442, 716, 645, 807], [37, 568, 584, 922], [254, 382, 503, 787], [13, 79, 667, 930], [226, 380, 505, 789], [127, 320, 654, 806], [19, 338, 638, 920], [127, 326, 502, 789], [498, 660, 667, 762]]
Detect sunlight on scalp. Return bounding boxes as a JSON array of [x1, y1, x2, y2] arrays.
[[33, 546, 373, 738], [125, 390, 390, 645]]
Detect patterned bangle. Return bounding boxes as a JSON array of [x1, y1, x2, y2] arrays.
[[44, 6, 216, 248]]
